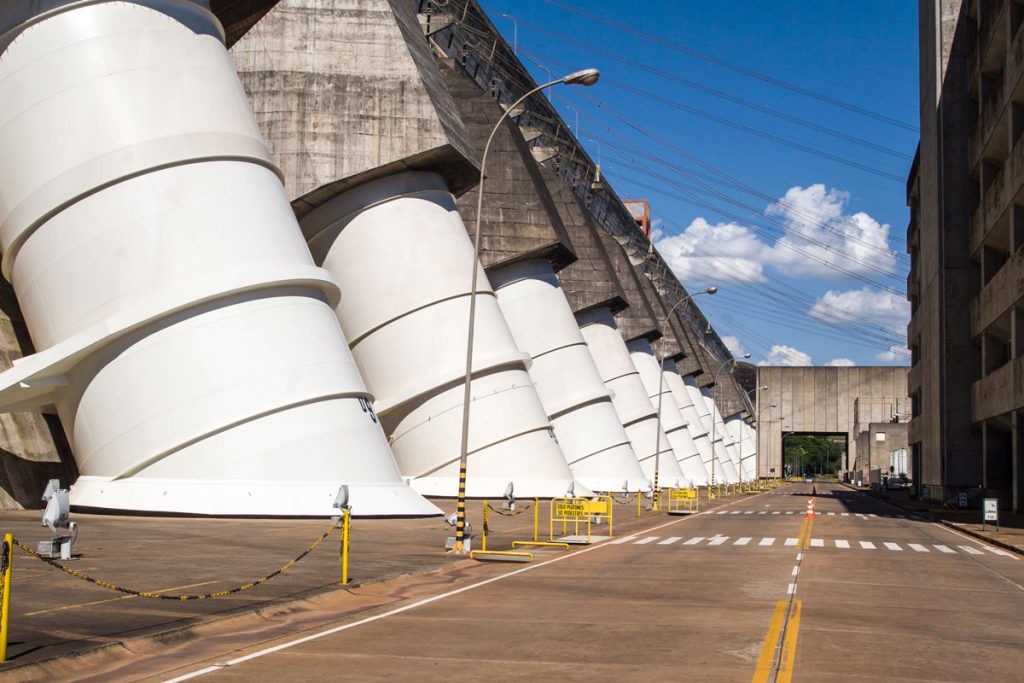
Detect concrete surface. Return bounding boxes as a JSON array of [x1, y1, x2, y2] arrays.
[[3, 482, 1022, 681]]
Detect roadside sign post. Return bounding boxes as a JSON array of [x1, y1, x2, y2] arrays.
[[957, 491, 968, 508], [982, 498, 999, 532]]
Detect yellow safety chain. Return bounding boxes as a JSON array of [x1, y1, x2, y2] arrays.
[[12, 519, 341, 601], [486, 502, 532, 516]]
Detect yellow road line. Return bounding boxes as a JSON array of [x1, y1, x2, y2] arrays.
[[751, 600, 787, 683], [777, 599, 803, 683], [802, 517, 814, 550], [24, 581, 219, 616]]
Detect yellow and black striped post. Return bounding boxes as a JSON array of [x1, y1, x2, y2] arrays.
[[452, 462, 469, 552], [0, 533, 12, 663]]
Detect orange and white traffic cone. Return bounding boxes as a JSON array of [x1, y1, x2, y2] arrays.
[[805, 498, 815, 517]]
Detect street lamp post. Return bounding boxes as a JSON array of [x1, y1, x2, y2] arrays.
[[451, 68, 601, 554], [652, 287, 717, 504], [710, 353, 751, 491]]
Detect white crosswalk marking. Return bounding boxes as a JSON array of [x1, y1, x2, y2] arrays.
[[859, 541, 876, 549], [841, 513, 849, 517], [786, 511, 794, 515], [759, 537, 776, 546], [758, 511, 767, 515], [635, 537, 659, 545], [772, 511, 781, 515], [744, 511, 754, 514], [658, 537, 682, 545], [683, 537, 705, 545], [835, 539, 850, 548], [909, 543, 929, 553], [983, 546, 1011, 557], [827, 512, 835, 516], [731, 511, 742, 515], [958, 545, 983, 555], [734, 537, 752, 546], [610, 536, 636, 545], [716, 511, 729, 515], [708, 536, 728, 546], [810, 539, 824, 547], [934, 544, 955, 554], [784, 538, 798, 546], [884, 542, 902, 551]]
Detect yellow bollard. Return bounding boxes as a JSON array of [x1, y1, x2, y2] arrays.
[[341, 508, 351, 586], [481, 500, 489, 552], [533, 497, 539, 542], [636, 490, 641, 518], [1, 533, 12, 662]]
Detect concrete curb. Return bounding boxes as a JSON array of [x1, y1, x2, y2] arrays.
[[936, 519, 1024, 557]]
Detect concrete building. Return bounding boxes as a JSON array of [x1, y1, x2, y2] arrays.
[[756, 367, 909, 480], [909, 0, 1024, 511]]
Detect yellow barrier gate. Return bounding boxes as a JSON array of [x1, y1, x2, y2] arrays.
[[549, 495, 613, 543], [669, 487, 699, 514]]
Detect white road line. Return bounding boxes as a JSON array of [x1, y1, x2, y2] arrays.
[[758, 511, 767, 515], [809, 539, 824, 548], [791, 566, 798, 576], [934, 544, 955, 554], [884, 542, 902, 551], [958, 545, 983, 555], [610, 536, 637, 545], [707, 536, 729, 546], [859, 541, 876, 550], [796, 553, 803, 561], [909, 543, 929, 553], [771, 511, 780, 515], [683, 537, 705, 545], [716, 511, 729, 515], [731, 511, 742, 515], [835, 539, 850, 549], [635, 537, 659, 545], [785, 511, 794, 515], [841, 513, 849, 517], [983, 546, 1012, 557], [934, 523, 1020, 561], [787, 583, 796, 594], [784, 538, 798, 546], [744, 511, 754, 515], [759, 537, 776, 546], [827, 512, 835, 516], [658, 537, 682, 545], [734, 537, 751, 546]]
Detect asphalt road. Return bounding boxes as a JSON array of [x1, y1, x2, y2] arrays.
[[140, 483, 1024, 683]]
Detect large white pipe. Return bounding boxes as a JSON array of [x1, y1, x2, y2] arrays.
[[702, 390, 740, 484], [729, 417, 758, 482], [301, 172, 580, 498], [0, 1, 437, 516], [626, 339, 706, 488], [490, 260, 647, 493], [682, 376, 728, 485], [661, 361, 711, 485], [577, 308, 682, 489]]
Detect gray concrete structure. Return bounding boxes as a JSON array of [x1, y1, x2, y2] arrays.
[[756, 366, 909, 480], [855, 422, 910, 484], [910, 0, 1024, 511]]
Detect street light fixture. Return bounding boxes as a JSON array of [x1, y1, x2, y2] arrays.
[[710, 353, 750, 490], [652, 287, 717, 502], [451, 68, 600, 554]]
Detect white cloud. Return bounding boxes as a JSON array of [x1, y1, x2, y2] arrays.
[[758, 344, 813, 366], [654, 217, 769, 285], [875, 345, 911, 363], [766, 184, 897, 279], [825, 358, 856, 367], [721, 335, 748, 358], [654, 183, 897, 287], [808, 287, 910, 336]]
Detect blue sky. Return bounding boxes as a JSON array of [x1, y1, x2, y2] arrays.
[[478, 0, 917, 367]]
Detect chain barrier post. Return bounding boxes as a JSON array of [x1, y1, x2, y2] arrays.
[[636, 488, 641, 518], [0, 533, 12, 663], [481, 500, 489, 552], [341, 508, 351, 586], [533, 497, 539, 542]]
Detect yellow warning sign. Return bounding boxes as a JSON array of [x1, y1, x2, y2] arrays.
[[555, 502, 588, 517]]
